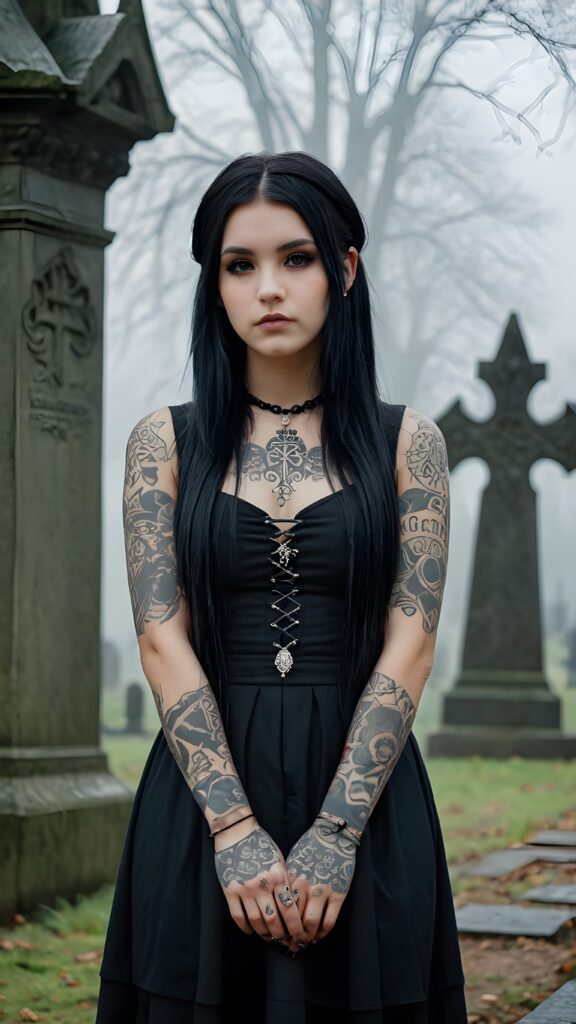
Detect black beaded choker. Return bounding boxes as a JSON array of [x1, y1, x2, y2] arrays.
[[245, 389, 323, 427]]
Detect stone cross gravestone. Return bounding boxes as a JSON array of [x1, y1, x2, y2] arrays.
[[428, 313, 576, 758], [0, 0, 175, 921], [125, 682, 145, 735]]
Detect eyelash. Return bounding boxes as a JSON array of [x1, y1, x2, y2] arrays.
[[225, 252, 315, 274]]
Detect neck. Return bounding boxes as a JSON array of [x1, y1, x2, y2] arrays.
[[244, 349, 322, 408]]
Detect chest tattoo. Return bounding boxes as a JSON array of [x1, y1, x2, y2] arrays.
[[239, 427, 326, 507]]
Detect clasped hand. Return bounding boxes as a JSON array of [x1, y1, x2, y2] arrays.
[[285, 818, 358, 946], [214, 815, 357, 954]]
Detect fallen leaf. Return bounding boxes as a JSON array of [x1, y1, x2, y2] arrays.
[[18, 1011, 40, 1022], [74, 951, 101, 963], [13, 915, 26, 926], [0, 942, 14, 952], [58, 972, 80, 988], [480, 993, 499, 1004]]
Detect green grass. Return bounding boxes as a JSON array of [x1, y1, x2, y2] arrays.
[[0, 889, 114, 1022]]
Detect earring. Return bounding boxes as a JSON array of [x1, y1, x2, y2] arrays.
[[343, 288, 348, 297]]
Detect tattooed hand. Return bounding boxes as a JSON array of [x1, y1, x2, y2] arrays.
[[285, 819, 358, 944], [214, 816, 306, 953]]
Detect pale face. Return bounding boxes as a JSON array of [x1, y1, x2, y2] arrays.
[[217, 198, 332, 359]]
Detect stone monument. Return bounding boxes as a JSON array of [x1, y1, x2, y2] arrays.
[[0, 0, 175, 920], [428, 313, 576, 758]]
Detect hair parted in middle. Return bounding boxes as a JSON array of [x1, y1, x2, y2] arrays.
[[173, 150, 400, 729]]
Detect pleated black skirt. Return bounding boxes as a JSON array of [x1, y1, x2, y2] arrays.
[[97, 975, 468, 1023]]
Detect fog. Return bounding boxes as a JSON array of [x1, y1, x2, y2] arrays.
[[98, 0, 576, 703]]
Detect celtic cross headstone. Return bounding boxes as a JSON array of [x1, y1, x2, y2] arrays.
[[428, 313, 576, 758]]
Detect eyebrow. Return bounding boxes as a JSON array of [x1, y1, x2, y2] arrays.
[[220, 237, 316, 257]]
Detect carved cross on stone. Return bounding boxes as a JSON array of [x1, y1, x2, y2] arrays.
[[428, 313, 576, 758]]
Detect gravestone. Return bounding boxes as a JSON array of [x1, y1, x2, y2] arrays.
[[517, 846, 576, 864], [567, 624, 576, 688], [521, 885, 576, 905], [125, 682, 145, 734], [527, 831, 576, 847], [518, 980, 576, 1023], [456, 903, 574, 941], [454, 848, 544, 878], [0, 0, 174, 921], [101, 638, 122, 692], [455, 845, 576, 879], [428, 313, 576, 758]]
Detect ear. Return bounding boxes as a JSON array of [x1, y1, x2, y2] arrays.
[[343, 246, 359, 294]]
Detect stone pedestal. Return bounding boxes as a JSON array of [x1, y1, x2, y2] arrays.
[[0, 0, 174, 921]]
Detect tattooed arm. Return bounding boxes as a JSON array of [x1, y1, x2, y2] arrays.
[[286, 408, 450, 943], [124, 407, 306, 951]]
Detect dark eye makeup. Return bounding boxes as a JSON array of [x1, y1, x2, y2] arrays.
[[225, 252, 315, 274]]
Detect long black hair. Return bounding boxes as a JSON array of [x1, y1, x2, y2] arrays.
[[173, 151, 400, 730]]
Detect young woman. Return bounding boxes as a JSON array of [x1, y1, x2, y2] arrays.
[[96, 151, 467, 1023]]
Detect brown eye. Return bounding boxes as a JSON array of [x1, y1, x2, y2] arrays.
[[286, 252, 314, 267], [226, 259, 253, 274]]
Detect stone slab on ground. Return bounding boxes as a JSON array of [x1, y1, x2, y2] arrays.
[[520, 884, 576, 906], [517, 979, 576, 1022], [455, 846, 576, 878], [527, 830, 576, 847], [455, 849, 543, 877], [519, 846, 576, 863], [456, 903, 574, 940]]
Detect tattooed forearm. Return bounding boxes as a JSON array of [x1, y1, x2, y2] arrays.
[[319, 671, 416, 835], [124, 410, 253, 838], [390, 416, 450, 633], [123, 413, 181, 635], [153, 681, 253, 834]]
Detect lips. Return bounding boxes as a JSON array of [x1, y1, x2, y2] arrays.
[[256, 314, 293, 324]]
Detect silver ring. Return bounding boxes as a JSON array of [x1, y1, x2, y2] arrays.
[[277, 885, 295, 907]]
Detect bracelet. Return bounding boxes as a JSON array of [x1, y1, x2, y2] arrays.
[[315, 810, 363, 847], [209, 812, 255, 839]]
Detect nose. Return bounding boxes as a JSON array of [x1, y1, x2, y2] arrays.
[[256, 267, 286, 303]]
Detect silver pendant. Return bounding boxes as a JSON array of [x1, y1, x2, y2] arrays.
[[274, 646, 294, 678]]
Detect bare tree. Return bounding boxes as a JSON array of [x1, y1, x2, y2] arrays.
[[110, 0, 575, 401]]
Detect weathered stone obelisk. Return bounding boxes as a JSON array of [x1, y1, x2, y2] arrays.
[[0, 0, 175, 920], [428, 313, 576, 758]]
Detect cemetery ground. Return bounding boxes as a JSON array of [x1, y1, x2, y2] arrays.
[[0, 675, 575, 1023]]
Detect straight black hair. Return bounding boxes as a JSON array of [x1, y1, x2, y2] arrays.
[[172, 151, 400, 731]]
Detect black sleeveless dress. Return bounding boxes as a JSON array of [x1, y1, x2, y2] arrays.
[[96, 401, 467, 1024]]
